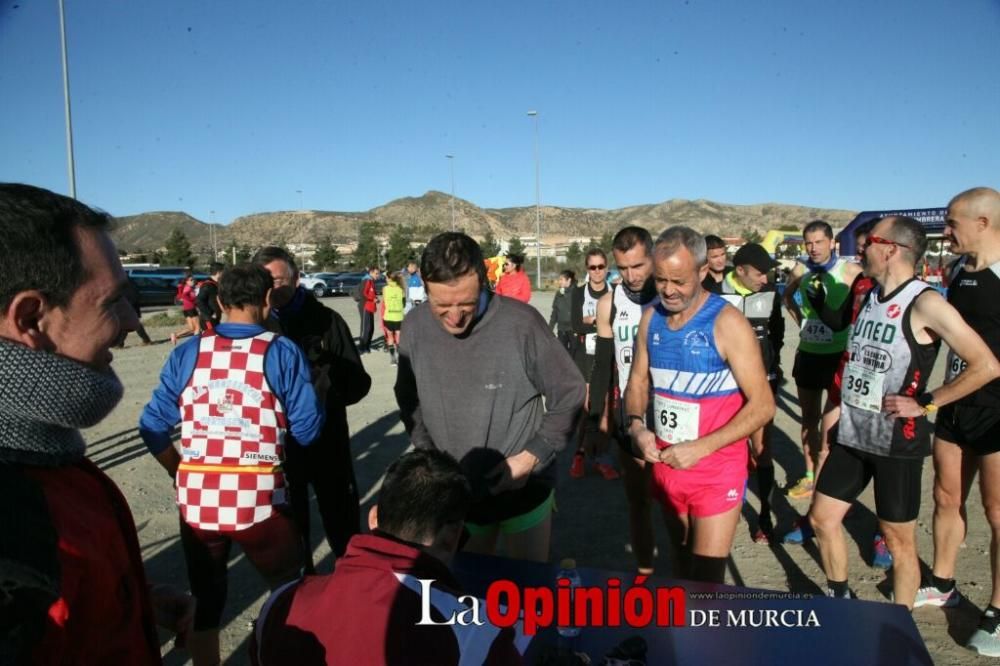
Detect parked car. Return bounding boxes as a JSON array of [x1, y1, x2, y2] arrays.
[[329, 272, 387, 296], [126, 269, 209, 308], [298, 273, 330, 298]]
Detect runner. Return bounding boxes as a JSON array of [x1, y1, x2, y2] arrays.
[[548, 269, 577, 355], [807, 215, 999, 608], [782, 220, 863, 499], [625, 226, 775, 583], [404, 260, 426, 314], [914, 187, 1000, 656], [719, 243, 784, 542], [140, 264, 324, 664], [381, 271, 405, 365], [495, 253, 532, 303], [570, 248, 617, 480], [171, 272, 201, 345], [584, 227, 659, 573], [701, 234, 730, 294], [196, 262, 224, 332]]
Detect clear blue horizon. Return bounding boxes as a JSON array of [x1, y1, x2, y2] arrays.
[[1, 1, 997, 225]]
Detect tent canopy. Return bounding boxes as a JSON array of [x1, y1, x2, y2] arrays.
[[836, 207, 947, 256]]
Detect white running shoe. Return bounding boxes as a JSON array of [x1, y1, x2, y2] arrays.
[[913, 585, 960, 608]]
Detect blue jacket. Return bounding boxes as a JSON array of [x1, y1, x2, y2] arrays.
[[139, 323, 324, 455]]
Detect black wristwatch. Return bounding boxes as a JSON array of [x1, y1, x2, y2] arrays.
[[626, 414, 646, 428], [916, 393, 938, 414]]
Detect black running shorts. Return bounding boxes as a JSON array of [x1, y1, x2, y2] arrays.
[[792, 350, 842, 391], [816, 443, 924, 523], [935, 404, 1000, 456]]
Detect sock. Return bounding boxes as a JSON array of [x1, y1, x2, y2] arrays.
[[982, 605, 1000, 633], [827, 579, 849, 598], [931, 574, 955, 593], [805, 471, 815, 482], [690, 554, 728, 584], [757, 464, 775, 518]]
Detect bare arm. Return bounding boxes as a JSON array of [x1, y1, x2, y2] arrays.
[[659, 307, 776, 469], [884, 290, 1000, 417], [624, 307, 659, 463], [782, 264, 806, 327]]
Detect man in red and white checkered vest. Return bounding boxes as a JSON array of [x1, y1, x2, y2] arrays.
[[141, 264, 324, 665]]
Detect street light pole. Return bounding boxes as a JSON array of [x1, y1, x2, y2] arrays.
[[527, 110, 541, 289], [209, 210, 216, 259], [57, 0, 77, 199], [296, 189, 303, 210], [445, 154, 456, 231]]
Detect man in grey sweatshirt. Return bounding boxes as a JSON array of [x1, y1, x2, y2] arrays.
[[395, 232, 585, 562]]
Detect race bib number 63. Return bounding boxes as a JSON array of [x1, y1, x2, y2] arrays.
[[653, 394, 700, 444]]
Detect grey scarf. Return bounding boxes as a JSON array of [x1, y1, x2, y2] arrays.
[[0, 338, 124, 466]]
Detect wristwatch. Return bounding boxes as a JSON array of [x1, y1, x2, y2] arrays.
[[916, 393, 938, 414], [626, 414, 646, 428]]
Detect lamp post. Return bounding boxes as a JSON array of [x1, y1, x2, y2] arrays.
[[527, 110, 541, 289], [57, 0, 77, 198], [209, 210, 216, 259], [445, 154, 456, 231], [296, 189, 303, 210]]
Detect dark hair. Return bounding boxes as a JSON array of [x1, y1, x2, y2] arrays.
[[887, 216, 928, 265], [585, 247, 606, 262], [612, 226, 653, 256], [377, 449, 472, 543], [219, 264, 271, 309], [559, 269, 576, 282], [252, 246, 299, 278], [704, 234, 726, 251], [0, 184, 113, 311], [420, 232, 487, 286], [854, 219, 878, 241], [803, 220, 833, 239], [506, 253, 524, 270], [208, 261, 225, 275]]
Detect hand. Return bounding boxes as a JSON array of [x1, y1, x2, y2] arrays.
[[149, 584, 196, 649], [583, 315, 596, 326], [487, 450, 539, 495], [658, 441, 706, 470], [883, 393, 925, 419], [630, 426, 660, 464]]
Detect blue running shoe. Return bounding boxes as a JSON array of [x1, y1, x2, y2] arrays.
[[872, 534, 893, 570], [783, 518, 815, 545]]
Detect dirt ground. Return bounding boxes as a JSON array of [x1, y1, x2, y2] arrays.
[[89, 291, 995, 665]]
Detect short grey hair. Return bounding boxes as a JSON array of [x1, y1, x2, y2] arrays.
[[655, 226, 707, 267]]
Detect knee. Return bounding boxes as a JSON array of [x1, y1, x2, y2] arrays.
[[933, 480, 964, 511], [983, 503, 1000, 531], [808, 509, 840, 537]]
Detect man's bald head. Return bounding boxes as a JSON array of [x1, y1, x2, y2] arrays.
[[949, 187, 1000, 227]]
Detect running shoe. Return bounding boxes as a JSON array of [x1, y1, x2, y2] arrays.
[[913, 584, 961, 608], [595, 462, 620, 481], [872, 534, 893, 570], [753, 515, 774, 544], [783, 518, 815, 545], [825, 587, 855, 600], [968, 618, 1000, 657], [787, 477, 814, 500], [569, 453, 585, 479]]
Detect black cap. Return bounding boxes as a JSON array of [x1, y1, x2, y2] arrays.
[[732, 243, 779, 273]]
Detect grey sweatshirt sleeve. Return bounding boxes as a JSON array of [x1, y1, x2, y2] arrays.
[[394, 320, 435, 450], [521, 312, 586, 468]]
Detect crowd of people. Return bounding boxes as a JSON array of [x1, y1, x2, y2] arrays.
[[4, 182, 1000, 663]]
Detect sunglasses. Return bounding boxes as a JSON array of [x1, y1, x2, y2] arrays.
[[863, 235, 910, 250], [587, 263, 606, 270]]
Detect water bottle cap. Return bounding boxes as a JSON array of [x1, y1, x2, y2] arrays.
[[559, 558, 576, 569]]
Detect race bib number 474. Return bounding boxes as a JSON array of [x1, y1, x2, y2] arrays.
[[653, 394, 700, 444], [801, 320, 833, 344]]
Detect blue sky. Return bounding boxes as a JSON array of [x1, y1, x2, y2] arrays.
[[1, 0, 997, 224]]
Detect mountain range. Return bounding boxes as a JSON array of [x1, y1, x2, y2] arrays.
[[111, 191, 858, 252]]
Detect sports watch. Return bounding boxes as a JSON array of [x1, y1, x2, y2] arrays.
[[916, 393, 938, 414]]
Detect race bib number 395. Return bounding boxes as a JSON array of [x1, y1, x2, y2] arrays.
[[842, 365, 886, 413], [653, 394, 700, 444]]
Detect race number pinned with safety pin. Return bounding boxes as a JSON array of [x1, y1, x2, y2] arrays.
[[945, 349, 968, 384], [653, 394, 700, 444], [842, 363, 886, 413]]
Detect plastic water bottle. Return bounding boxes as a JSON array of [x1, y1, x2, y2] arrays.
[[556, 558, 582, 652]]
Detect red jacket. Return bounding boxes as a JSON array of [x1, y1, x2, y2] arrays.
[[251, 533, 521, 665], [496, 270, 531, 303], [3, 459, 161, 664], [363, 278, 377, 314]]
